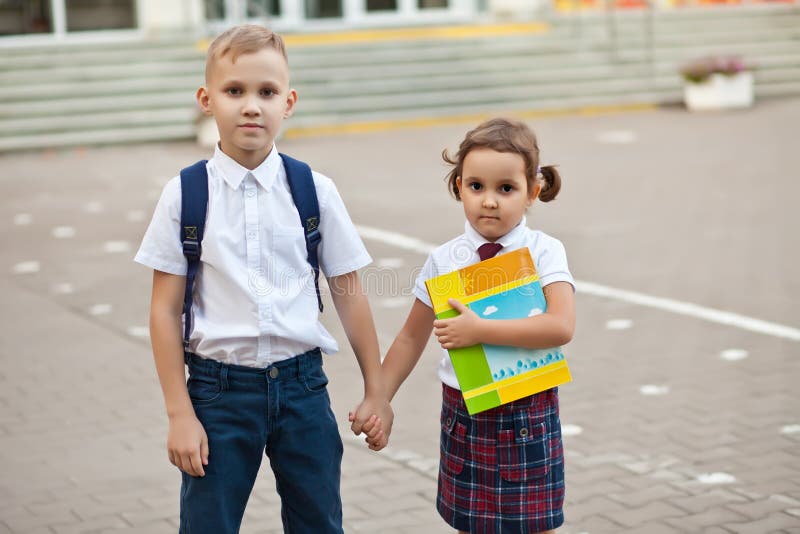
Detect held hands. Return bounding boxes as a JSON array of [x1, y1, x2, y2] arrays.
[[348, 395, 394, 451], [433, 299, 483, 350], [167, 413, 209, 477]]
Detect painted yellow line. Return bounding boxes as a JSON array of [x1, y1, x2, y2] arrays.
[[283, 103, 658, 139], [283, 23, 549, 47]]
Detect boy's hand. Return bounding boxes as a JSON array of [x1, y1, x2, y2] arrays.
[[433, 299, 483, 349], [167, 413, 209, 477], [349, 397, 394, 451]]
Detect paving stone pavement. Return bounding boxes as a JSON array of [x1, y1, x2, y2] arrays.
[[1, 99, 799, 533]]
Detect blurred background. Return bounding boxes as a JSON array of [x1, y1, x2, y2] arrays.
[[1, 0, 799, 150], [1, 1, 799, 533]]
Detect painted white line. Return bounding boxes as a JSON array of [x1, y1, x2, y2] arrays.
[[356, 225, 436, 256], [52, 226, 76, 239], [103, 241, 132, 253], [357, 224, 800, 342], [12, 261, 40, 274], [127, 326, 150, 338], [376, 257, 406, 269], [780, 424, 800, 435], [606, 318, 633, 330], [52, 283, 74, 295], [577, 280, 800, 342], [378, 297, 412, 309], [720, 349, 749, 361], [89, 304, 112, 316], [13, 213, 32, 226], [640, 384, 670, 396], [596, 130, 637, 144], [84, 201, 104, 213], [126, 210, 146, 222], [697, 472, 736, 484]]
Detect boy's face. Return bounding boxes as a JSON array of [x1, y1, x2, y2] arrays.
[[456, 148, 541, 242], [197, 47, 296, 169]]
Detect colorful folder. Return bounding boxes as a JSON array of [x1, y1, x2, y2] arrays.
[[425, 247, 572, 415]]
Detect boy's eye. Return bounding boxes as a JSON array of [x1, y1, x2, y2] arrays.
[[260, 88, 276, 97], [469, 182, 482, 191], [226, 87, 242, 95]]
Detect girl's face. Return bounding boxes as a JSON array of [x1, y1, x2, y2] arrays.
[[456, 148, 541, 242]]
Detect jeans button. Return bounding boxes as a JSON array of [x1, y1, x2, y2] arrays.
[[269, 367, 279, 379]]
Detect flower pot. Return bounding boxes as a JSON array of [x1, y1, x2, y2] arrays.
[[683, 72, 754, 111]]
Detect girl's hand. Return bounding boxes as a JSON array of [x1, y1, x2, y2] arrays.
[[433, 299, 483, 349]]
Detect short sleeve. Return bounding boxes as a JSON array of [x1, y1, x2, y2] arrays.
[[315, 173, 372, 277], [534, 236, 574, 290], [412, 253, 436, 308], [134, 177, 188, 275]]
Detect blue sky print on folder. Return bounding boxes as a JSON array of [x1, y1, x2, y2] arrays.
[[467, 282, 564, 381]]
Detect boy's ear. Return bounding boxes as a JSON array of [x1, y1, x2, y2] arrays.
[[196, 86, 212, 115], [283, 88, 298, 119]]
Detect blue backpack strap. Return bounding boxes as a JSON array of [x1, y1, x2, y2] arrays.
[[179, 160, 209, 348], [280, 153, 323, 313]]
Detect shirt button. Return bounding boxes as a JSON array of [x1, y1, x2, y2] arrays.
[[519, 427, 529, 438], [269, 367, 279, 379], [247, 190, 256, 198]]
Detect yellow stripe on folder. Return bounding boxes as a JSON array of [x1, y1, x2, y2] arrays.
[[497, 365, 572, 404], [427, 274, 539, 316], [462, 360, 569, 400]]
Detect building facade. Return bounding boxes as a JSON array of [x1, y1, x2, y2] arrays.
[[0, 0, 542, 42]]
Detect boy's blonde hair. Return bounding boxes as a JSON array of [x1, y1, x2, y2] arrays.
[[205, 24, 288, 81]]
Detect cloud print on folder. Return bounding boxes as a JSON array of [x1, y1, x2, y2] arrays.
[[483, 306, 498, 316]]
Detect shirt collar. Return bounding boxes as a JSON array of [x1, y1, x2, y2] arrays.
[[464, 216, 528, 252], [210, 144, 281, 191]]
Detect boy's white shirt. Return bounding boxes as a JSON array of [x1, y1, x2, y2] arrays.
[[135, 144, 372, 367], [413, 217, 574, 390]]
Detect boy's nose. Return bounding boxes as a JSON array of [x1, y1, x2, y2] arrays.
[[242, 97, 260, 115]]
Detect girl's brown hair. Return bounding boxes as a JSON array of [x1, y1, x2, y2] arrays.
[[443, 117, 561, 203]]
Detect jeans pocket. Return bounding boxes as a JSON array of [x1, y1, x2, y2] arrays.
[[498, 419, 549, 482], [440, 409, 467, 476], [187, 374, 223, 405], [301, 366, 329, 393]]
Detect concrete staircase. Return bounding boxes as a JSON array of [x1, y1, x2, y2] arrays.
[[1, 4, 798, 151]]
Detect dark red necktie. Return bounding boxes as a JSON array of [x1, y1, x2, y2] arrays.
[[478, 242, 503, 261]]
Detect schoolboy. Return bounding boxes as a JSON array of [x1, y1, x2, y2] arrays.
[[135, 24, 391, 533]]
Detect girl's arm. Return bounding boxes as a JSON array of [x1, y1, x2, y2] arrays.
[[329, 270, 393, 450], [433, 281, 575, 350], [382, 299, 436, 402], [150, 270, 209, 477]]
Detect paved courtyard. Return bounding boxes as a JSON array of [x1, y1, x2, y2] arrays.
[[1, 98, 799, 533]]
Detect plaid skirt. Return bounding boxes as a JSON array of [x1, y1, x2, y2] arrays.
[[437, 384, 565, 533]]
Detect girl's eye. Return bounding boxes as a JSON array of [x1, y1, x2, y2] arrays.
[[501, 184, 514, 193], [469, 182, 482, 191]]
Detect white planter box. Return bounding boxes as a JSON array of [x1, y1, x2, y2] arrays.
[[683, 72, 754, 111]]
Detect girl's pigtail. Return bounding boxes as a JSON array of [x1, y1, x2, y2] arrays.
[[538, 165, 561, 202]]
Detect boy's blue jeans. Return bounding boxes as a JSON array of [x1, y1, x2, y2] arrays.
[[180, 349, 344, 534]]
